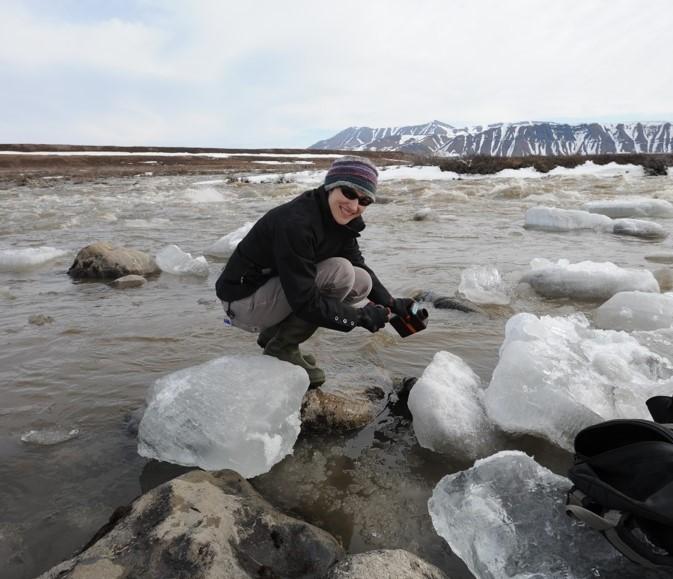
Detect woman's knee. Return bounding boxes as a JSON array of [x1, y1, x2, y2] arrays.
[[350, 267, 373, 303], [316, 257, 356, 298]]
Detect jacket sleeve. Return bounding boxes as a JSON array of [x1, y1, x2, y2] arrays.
[[274, 220, 362, 332], [339, 237, 393, 307]]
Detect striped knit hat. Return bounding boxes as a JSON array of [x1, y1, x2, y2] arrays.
[[324, 156, 378, 202]]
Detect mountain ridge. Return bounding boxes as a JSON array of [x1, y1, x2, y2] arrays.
[[310, 121, 673, 157]]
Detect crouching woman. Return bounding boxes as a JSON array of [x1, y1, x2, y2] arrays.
[[215, 156, 414, 387]]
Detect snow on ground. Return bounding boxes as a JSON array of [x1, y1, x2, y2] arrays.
[[0, 151, 343, 159]]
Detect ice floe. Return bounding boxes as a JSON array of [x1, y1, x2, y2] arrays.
[[458, 266, 510, 305], [0, 246, 70, 272], [584, 198, 673, 218], [612, 218, 668, 239], [594, 291, 673, 331], [184, 187, 226, 203], [21, 428, 80, 445], [137, 355, 309, 476], [524, 206, 612, 232], [520, 258, 659, 301], [484, 313, 673, 451], [428, 451, 665, 579], [408, 351, 500, 460], [205, 222, 255, 257], [155, 245, 209, 277]]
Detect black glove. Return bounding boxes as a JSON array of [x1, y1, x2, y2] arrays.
[[390, 298, 415, 318], [358, 303, 390, 333]]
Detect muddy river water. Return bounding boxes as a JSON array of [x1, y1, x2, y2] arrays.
[[1, 165, 672, 578]]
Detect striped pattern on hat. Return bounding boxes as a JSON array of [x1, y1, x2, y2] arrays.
[[324, 156, 378, 201]]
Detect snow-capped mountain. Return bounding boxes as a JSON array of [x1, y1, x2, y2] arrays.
[[310, 121, 673, 156]]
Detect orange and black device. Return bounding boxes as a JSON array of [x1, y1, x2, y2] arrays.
[[390, 302, 429, 338]]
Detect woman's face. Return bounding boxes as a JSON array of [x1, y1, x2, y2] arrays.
[[328, 187, 368, 225]]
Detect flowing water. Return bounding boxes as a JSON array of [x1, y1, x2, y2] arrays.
[[1, 167, 673, 578]]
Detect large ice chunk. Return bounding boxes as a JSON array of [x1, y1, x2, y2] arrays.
[[612, 218, 668, 239], [484, 313, 673, 450], [458, 266, 510, 305], [594, 291, 673, 331], [0, 246, 69, 272], [137, 355, 309, 476], [521, 258, 659, 300], [205, 221, 255, 257], [156, 244, 209, 277], [429, 451, 669, 579], [584, 198, 673, 218], [408, 351, 500, 460], [524, 206, 612, 232]]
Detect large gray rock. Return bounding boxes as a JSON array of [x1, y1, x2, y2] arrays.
[[38, 469, 343, 579], [326, 549, 450, 579], [68, 242, 160, 279]]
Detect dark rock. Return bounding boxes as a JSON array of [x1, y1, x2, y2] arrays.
[[37, 470, 343, 579], [29, 314, 54, 325], [432, 297, 478, 313]]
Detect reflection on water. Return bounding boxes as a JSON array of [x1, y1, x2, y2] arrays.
[[1, 171, 673, 577]]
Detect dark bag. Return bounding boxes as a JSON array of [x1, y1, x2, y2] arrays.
[[566, 396, 673, 569]]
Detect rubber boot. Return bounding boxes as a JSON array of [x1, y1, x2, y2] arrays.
[[263, 315, 325, 387], [257, 323, 317, 365]]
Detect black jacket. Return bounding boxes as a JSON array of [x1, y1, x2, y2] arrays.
[[215, 186, 392, 331]]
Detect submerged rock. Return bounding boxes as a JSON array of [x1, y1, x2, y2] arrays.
[[28, 314, 54, 326], [68, 242, 159, 279], [645, 253, 673, 265], [326, 549, 450, 579], [301, 368, 390, 432], [413, 207, 434, 221], [301, 387, 381, 432], [38, 469, 343, 579], [110, 274, 146, 289]]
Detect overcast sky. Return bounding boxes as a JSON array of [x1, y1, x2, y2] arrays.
[[1, 0, 672, 148]]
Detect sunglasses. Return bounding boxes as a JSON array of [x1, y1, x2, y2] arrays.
[[340, 186, 373, 206]]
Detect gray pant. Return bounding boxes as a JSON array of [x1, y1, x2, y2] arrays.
[[223, 257, 373, 333]]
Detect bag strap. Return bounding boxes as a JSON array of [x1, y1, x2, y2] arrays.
[[567, 488, 673, 569]]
